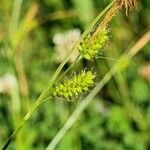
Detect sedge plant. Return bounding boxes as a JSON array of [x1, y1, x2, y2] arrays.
[[2, 0, 139, 149], [46, 31, 150, 150]]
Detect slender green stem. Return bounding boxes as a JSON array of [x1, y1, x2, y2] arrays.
[[2, 96, 52, 150], [2, 1, 115, 149], [98, 56, 119, 61], [9, 0, 23, 36], [4, 0, 23, 150], [46, 31, 150, 150], [57, 54, 118, 84], [56, 54, 118, 86], [56, 55, 81, 82]]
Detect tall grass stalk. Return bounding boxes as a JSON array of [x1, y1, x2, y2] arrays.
[[9, 0, 23, 35], [9, 78, 23, 150], [46, 31, 150, 150], [6, 0, 24, 149], [2, 1, 115, 149]]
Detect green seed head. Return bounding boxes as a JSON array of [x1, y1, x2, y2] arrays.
[[78, 28, 109, 60], [52, 70, 96, 101]]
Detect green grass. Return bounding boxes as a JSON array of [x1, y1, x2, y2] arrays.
[[0, 0, 150, 149]]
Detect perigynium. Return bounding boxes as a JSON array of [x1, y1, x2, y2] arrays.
[[78, 28, 109, 60], [52, 70, 96, 100]]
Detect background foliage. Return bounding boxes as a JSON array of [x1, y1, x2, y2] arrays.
[[0, 0, 150, 149]]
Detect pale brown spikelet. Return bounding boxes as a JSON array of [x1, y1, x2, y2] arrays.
[[138, 64, 150, 80], [90, 2, 121, 41], [89, 0, 137, 42], [116, 0, 137, 15]]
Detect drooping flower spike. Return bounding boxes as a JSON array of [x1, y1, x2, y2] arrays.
[[52, 70, 96, 101]]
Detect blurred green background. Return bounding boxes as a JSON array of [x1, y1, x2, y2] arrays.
[[0, 0, 150, 149]]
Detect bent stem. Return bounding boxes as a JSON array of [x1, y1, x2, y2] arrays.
[[46, 31, 150, 150], [2, 1, 115, 150]]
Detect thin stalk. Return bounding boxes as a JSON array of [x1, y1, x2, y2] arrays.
[[98, 56, 118, 61], [2, 1, 115, 149], [2, 96, 52, 150], [56, 55, 81, 82], [6, 0, 23, 149], [57, 54, 118, 84], [9, 0, 23, 35], [9, 81, 22, 150], [46, 31, 150, 150], [14, 55, 31, 112]]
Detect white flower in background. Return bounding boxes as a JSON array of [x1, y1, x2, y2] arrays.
[[0, 74, 17, 93], [94, 101, 109, 116], [53, 29, 81, 63], [138, 64, 150, 80]]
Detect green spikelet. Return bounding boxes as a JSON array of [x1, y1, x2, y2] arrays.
[[52, 70, 96, 100], [78, 28, 109, 60]]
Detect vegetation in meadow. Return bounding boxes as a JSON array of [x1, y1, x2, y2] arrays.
[[0, 0, 150, 150]]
